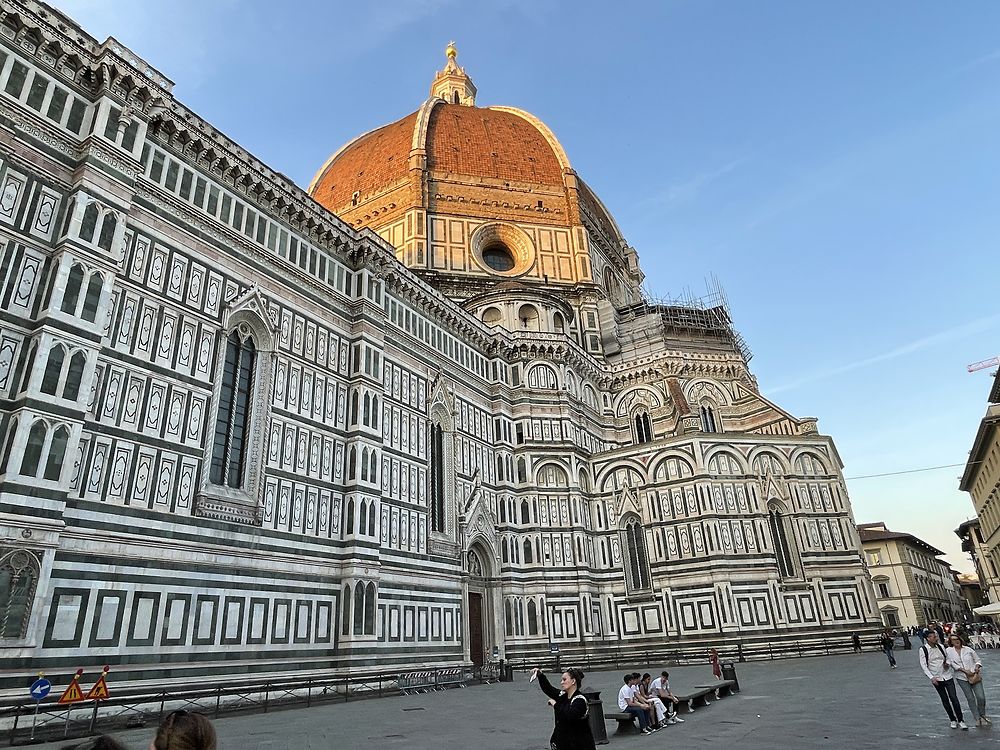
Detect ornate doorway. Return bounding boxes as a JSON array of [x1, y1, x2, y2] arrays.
[[466, 544, 494, 667], [468, 592, 484, 666]]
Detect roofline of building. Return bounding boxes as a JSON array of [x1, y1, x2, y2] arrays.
[[857, 524, 945, 556], [960, 408, 1000, 491]]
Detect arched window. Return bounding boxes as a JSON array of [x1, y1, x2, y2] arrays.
[[347, 446, 357, 480], [353, 581, 365, 635], [81, 273, 103, 323], [61, 265, 84, 314], [482, 307, 502, 327], [520, 499, 530, 524], [358, 500, 368, 534], [63, 351, 86, 401], [516, 458, 527, 484], [523, 539, 533, 564], [350, 391, 359, 425], [501, 539, 509, 563], [210, 331, 256, 488], [0, 551, 38, 639], [0, 418, 18, 475], [633, 410, 653, 444], [364, 582, 376, 634], [621, 516, 651, 592], [43, 426, 68, 481], [504, 600, 513, 636], [346, 499, 355, 534], [40, 345, 65, 396], [360, 448, 369, 482], [363, 393, 371, 426], [368, 502, 376, 536], [496, 455, 505, 482], [518, 304, 539, 330], [700, 404, 719, 433], [429, 422, 445, 532], [97, 211, 117, 251], [553, 312, 565, 333], [371, 396, 379, 429], [79, 203, 99, 243], [527, 599, 538, 635], [369, 450, 378, 483], [768, 503, 797, 578], [342, 584, 352, 636], [20, 421, 47, 477]]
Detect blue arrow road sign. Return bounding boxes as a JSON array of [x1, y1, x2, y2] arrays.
[[29, 678, 51, 701]]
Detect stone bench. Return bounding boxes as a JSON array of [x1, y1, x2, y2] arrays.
[[673, 686, 715, 713], [693, 679, 738, 699], [604, 711, 644, 734]]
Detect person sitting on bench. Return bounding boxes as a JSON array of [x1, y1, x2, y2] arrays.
[[650, 671, 685, 724], [639, 673, 670, 728], [617, 674, 654, 734]]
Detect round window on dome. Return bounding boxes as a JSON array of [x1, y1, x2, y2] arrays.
[[482, 242, 515, 272]]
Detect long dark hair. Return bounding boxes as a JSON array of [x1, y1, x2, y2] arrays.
[[152, 711, 217, 750]]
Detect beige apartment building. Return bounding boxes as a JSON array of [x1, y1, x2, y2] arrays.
[[859, 522, 965, 627], [960, 369, 1000, 605]]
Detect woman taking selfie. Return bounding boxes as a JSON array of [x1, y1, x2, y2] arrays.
[[531, 667, 596, 750]]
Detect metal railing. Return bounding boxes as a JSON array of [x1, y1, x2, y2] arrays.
[[0, 664, 500, 747]]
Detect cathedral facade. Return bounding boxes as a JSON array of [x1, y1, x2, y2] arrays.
[[0, 2, 877, 689]]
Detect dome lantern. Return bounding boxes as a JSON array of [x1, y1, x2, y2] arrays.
[[431, 42, 477, 106]]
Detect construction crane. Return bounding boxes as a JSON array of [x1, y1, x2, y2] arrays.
[[968, 356, 1000, 373]]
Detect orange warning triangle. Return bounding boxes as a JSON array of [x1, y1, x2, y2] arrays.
[[57, 678, 84, 704], [85, 674, 109, 701]]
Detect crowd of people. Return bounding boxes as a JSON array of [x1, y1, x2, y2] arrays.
[[60, 710, 217, 750]]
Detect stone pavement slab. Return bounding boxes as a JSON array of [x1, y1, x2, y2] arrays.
[[36, 648, 1000, 749]]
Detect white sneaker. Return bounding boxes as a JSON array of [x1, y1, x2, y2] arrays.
[[951, 721, 958, 729], [960, 721, 969, 730], [674, 716, 685, 723], [667, 718, 678, 725], [641, 728, 652, 735]]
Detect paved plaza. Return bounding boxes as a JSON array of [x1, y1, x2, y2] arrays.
[[35, 649, 1000, 749]]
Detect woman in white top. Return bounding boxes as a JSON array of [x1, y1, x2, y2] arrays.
[[947, 633, 990, 727]]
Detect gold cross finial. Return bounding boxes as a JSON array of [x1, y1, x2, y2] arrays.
[[446, 41, 457, 61]]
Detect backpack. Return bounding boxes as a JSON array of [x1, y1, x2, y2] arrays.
[[921, 642, 947, 664]]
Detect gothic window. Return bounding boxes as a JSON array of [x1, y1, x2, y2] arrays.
[[40, 345, 65, 396], [63, 351, 86, 401], [347, 446, 357, 480], [768, 502, 798, 578], [61, 265, 84, 314], [350, 391, 359, 425], [210, 331, 256, 488], [633, 410, 653, 444], [523, 539, 533, 564], [621, 515, 651, 592], [369, 450, 378, 483], [97, 211, 117, 251], [527, 599, 538, 635], [505, 600, 513, 636], [371, 396, 379, 429], [516, 458, 527, 484], [79, 203, 99, 243], [0, 419, 18, 474], [81, 273, 103, 322], [353, 581, 364, 635], [363, 393, 371, 426], [700, 403, 719, 433], [520, 499, 530, 524], [44, 426, 68, 481], [342, 584, 351, 636], [346, 499, 355, 535], [358, 500, 368, 534], [429, 422, 445, 532], [496, 455, 505, 482], [20, 421, 47, 477], [0, 551, 39, 639], [360, 448, 369, 482], [368, 501, 376, 536], [526, 363, 557, 390], [364, 582, 376, 635]]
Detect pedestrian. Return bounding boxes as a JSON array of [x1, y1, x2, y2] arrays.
[[61, 737, 127, 750], [920, 630, 967, 730], [531, 667, 597, 750], [901, 630, 912, 650], [878, 628, 897, 669], [851, 632, 862, 653], [946, 633, 991, 727], [709, 648, 722, 680], [150, 710, 217, 749]]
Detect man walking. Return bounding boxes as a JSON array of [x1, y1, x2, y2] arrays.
[[851, 632, 862, 653], [879, 628, 897, 669], [920, 630, 967, 730]]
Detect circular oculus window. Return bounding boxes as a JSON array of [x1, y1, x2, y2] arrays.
[[470, 223, 535, 277]]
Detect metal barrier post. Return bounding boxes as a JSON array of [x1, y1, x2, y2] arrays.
[[215, 686, 222, 717], [263, 683, 270, 713], [345, 675, 350, 702], [9, 703, 20, 746], [89, 701, 99, 733], [307, 679, 313, 707]]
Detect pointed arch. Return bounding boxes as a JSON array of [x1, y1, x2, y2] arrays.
[[40, 345, 65, 396], [43, 425, 69, 481], [81, 272, 103, 323], [63, 350, 87, 401], [342, 583, 352, 636], [353, 581, 364, 635], [364, 582, 376, 635], [620, 513, 651, 592], [61, 264, 84, 314], [20, 421, 47, 477]]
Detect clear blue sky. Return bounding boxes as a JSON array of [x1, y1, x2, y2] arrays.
[[59, 1, 1000, 572]]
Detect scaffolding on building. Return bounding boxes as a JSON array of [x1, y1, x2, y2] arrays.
[[619, 276, 753, 362]]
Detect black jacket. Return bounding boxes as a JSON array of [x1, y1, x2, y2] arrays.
[[537, 672, 597, 750]]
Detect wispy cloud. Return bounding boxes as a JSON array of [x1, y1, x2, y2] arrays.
[[953, 48, 1000, 75], [765, 313, 1000, 395], [642, 155, 752, 210]]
